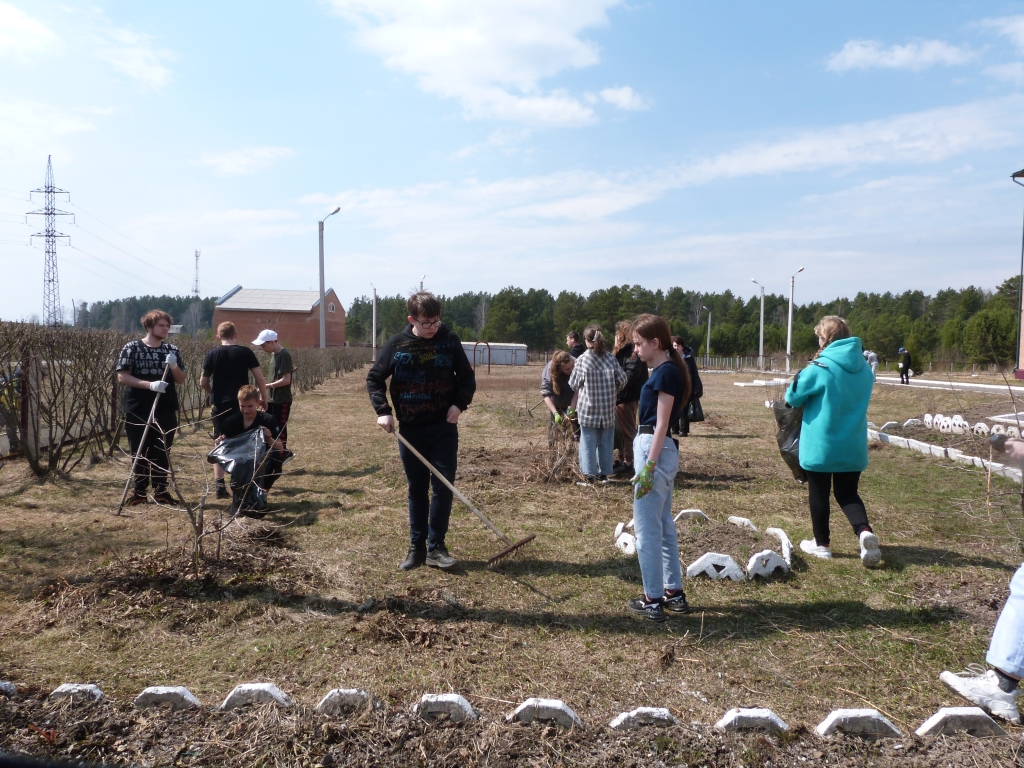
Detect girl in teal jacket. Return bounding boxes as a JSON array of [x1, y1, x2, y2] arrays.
[[784, 316, 881, 567]]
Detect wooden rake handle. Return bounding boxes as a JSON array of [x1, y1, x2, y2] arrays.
[[393, 429, 513, 546]]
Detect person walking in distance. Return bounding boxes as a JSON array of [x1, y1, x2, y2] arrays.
[[568, 324, 627, 484], [367, 292, 476, 571], [671, 336, 703, 437], [863, 349, 879, 382], [626, 314, 692, 622], [116, 310, 186, 506], [566, 331, 586, 359], [201, 322, 268, 499], [613, 320, 648, 475], [785, 316, 881, 567], [898, 347, 912, 385], [254, 329, 294, 453]]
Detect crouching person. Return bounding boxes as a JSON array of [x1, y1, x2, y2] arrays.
[[215, 384, 285, 517], [627, 314, 692, 622]]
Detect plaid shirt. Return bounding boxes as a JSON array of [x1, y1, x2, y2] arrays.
[[568, 350, 627, 428]]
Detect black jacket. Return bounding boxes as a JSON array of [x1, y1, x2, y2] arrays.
[[615, 344, 648, 405], [682, 347, 703, 401], [568, 343, 587, 359], [366, 324, 476, 426], [901, 351, 912, 370]]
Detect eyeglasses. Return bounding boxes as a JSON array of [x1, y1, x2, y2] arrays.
[[415, 318, 441, 329]]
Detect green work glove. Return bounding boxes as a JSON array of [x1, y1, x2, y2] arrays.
[[566, 406, 576, 419], [631, 460, 657, 499], [554, 412, 564, 425]]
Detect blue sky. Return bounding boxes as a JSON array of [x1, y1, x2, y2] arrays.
[[2, 1, 1024, 322]]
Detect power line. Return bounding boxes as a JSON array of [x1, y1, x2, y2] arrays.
[[71, 222, 193, 290], [68, 244, 170, 293]]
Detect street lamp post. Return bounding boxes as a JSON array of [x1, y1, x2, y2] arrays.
[[1013, 170, 1024, 377], [702, 305, 711, 367], [752, 279, 765, 371], [786, 267, 805, 373], [318, 206, 341, 349]]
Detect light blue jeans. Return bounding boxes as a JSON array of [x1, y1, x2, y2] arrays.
[[987, 563, 1024, 678], [632, 432, 682, 600], [579, 425, 615, 477]]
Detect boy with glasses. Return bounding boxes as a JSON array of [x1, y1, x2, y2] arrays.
[[367, 292, 476, 571]]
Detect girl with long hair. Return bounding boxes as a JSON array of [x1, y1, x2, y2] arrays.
[[568, 324, 627, 483], [540, 350, 577, 445], [784, 316, 881, 567], [626, 314, 692, 622], [613, 320, 648, 473]]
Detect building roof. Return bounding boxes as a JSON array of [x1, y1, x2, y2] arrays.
[[216, 286, 338, 313]]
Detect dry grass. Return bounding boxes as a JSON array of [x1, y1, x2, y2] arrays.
[[2, 364, 1024, 765]]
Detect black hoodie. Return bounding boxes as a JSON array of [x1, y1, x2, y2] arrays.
[[366, 324, 476, 426]]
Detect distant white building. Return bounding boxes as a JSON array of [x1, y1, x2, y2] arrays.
[[462, 342, 528, 366]]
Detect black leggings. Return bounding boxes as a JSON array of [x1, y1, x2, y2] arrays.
[[806, 470, 871, 547]]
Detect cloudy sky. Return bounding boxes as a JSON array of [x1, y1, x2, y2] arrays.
[[2, 1, 1024, 321]]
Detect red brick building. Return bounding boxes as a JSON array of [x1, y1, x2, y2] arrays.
[[212, 286, 346, 348]]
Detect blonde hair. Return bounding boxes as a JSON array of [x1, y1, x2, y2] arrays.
[[217, 321, 236, 339], [814, 316, 851, 353], [613, 320, 632, 355], [583, 324, 607, 356], [237, 384, 260, 402]]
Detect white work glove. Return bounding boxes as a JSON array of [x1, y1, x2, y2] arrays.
[[165, 352, 178, 368], [149, 380, 168, 393]]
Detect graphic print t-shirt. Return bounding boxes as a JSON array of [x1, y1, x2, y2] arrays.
[[116, 339, 182, 416], [202, 345, 260, 409]]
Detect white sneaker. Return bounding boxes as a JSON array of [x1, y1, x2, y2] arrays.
[[799, 539, 832, 559], [940, 667, 1020, 724], [859, 530, 881, 568]]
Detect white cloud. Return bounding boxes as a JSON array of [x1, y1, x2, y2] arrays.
[[985, 62, 1024, 85], [0, 101, 95, 163], [327, 0, 623, 126], [598, 86, 648, 110], [92, 26, 175, 91], [827, 39, 975, 72], [0, 3, 55, 57], [197, 146, 296, 176], [979, 15, 1024, 52]]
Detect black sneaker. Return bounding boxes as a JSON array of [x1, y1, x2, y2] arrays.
[[152, 491, 180, 506], [627, 595, 667, 622], [126, 492, 148, 506], [426, 546, 458, 570], [399, 547, 427, 571], [215, 483, 229, 499], [663, 591, 691, 614]]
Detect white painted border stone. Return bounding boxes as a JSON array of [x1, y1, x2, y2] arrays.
[[765, 527, 792, 566], [134, 686, 201, 710], [746, 549, 789, 580], [507, 697, 582, 728], [220, 683, 292, 710], [0, 681, 16, 697], [675, 509, 710, 523], [615, 532, 637, 556], [49, 684, 103, 703], [815, 708, 901, 738], [316, 688, 374, 715], [413, 693, 477, 722], [914, 706, 1006, 738], [867, 429, 1022, 483], [715, 707, 788, 734], [727, 516, 758, 531], [609, 707, 679, 730], [686, 552, 745, 581]]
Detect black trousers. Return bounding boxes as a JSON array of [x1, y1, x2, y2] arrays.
[[267, 402, 291, 449], [397, 420, 458, 550], [806, 470, 870, 546], [900, 369, 910, 384], [125, 410, 177, 494]]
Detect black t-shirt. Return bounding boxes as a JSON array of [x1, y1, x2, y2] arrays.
[[116, 339, 182, 416], [637, 361, 684, 428], [202, 345, 260, 408], [218, 410, 280, 440]]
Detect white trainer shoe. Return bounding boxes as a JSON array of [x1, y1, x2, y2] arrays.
[[799, 539, 832, 559], [859, 530, 881, 568], [940, 667, 1020, 724]]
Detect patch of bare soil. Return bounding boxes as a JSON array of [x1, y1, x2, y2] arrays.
[[887, 424, 994, 454], [457, 446, 533, 484], [0, 696, 1017, 767], [904, 569, 1011, 629], [677, 520, 779, 569]]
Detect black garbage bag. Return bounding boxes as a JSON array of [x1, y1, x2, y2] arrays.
[[207, 430, 269, 511], [772, 401, 806, 483]]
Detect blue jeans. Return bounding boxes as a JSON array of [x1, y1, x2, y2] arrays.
[[579, 425, 615, 477], [988, 563, 1024, 678], [632, 432, 682, 600], [397, 421, 458, 550]]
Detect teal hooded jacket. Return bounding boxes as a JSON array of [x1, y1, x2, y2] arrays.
[[784, 336, 873, 473]]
